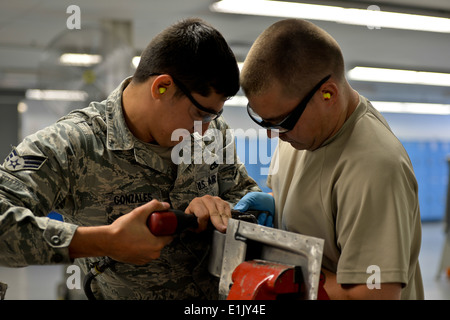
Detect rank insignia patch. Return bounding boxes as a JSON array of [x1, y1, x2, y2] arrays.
[[3, 148, 47, 172]]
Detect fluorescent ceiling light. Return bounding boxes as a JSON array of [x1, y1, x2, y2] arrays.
[[17, 101, 28, 113], [348, 67, 450, 86], [132, 56, 141, 69], [59, 53, 102, 66], [373, 101, 450, 115], [210, 0, 450, 33], [26, 89, 88, 101]]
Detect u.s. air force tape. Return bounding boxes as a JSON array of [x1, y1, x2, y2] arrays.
[[3, 147, 47, 172]]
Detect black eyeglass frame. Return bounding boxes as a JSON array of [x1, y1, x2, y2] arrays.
[[150, 73, 223, 123], [247, 74, 332, 133]]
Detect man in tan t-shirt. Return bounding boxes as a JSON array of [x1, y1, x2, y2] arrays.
[[234, 19, 424, 299]]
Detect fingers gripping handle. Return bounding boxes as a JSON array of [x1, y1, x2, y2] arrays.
[[147, 209, 198, 236]]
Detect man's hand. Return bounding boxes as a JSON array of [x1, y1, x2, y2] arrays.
[[69, 200, 174, 265], [233, 192, 275, 227], [185, 195, 231, 233]]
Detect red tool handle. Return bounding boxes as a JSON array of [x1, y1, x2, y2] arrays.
[[147, 209, 198, 236]]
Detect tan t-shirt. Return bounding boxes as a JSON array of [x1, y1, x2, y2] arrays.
[[267, 95, 424, 299]]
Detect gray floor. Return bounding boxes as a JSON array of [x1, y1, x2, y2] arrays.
[[1, 221, 450, 300]]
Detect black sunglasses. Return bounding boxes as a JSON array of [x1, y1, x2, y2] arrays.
[[150, 73, 222, 123], [247, 74, 331, 133]]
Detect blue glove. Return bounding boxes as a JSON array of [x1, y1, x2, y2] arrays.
[[233, 192, 275, 227]]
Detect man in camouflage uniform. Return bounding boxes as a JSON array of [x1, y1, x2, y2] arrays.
[[0, 18, 260, 299]]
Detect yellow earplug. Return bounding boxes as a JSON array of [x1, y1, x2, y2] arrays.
[[159, 87, 166, 94], [323, 93, 331, 100]]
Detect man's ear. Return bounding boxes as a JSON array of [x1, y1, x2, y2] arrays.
[[321, 81, 338, 103], [151, 74, 173, 98]]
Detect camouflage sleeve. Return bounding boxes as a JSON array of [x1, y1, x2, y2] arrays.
[[0, 120, 81, 267], [213, 117, 261, 206]]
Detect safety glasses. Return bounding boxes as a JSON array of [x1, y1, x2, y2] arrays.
[[247, 74, 331, 133], [150, 73, 222, 123]]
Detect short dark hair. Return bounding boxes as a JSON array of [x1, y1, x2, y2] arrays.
[[241, 19, 345, 98], [133, 18, 239, 98]]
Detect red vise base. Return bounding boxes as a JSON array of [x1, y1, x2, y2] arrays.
[[227, 260, 302, 300]]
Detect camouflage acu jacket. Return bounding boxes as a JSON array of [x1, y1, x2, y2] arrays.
[[0, 78, 260, 299]]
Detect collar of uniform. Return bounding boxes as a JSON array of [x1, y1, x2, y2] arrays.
[[105, 77, 135, 151], [173, 132, 204, 174], [133, 139, 173, 174], [105, 78, 176, 174]]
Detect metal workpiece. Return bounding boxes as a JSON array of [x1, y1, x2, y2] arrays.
[[215, 218, 324, 300]]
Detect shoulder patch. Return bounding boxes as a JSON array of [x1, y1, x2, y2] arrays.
[[3, 148, 47, 172]]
